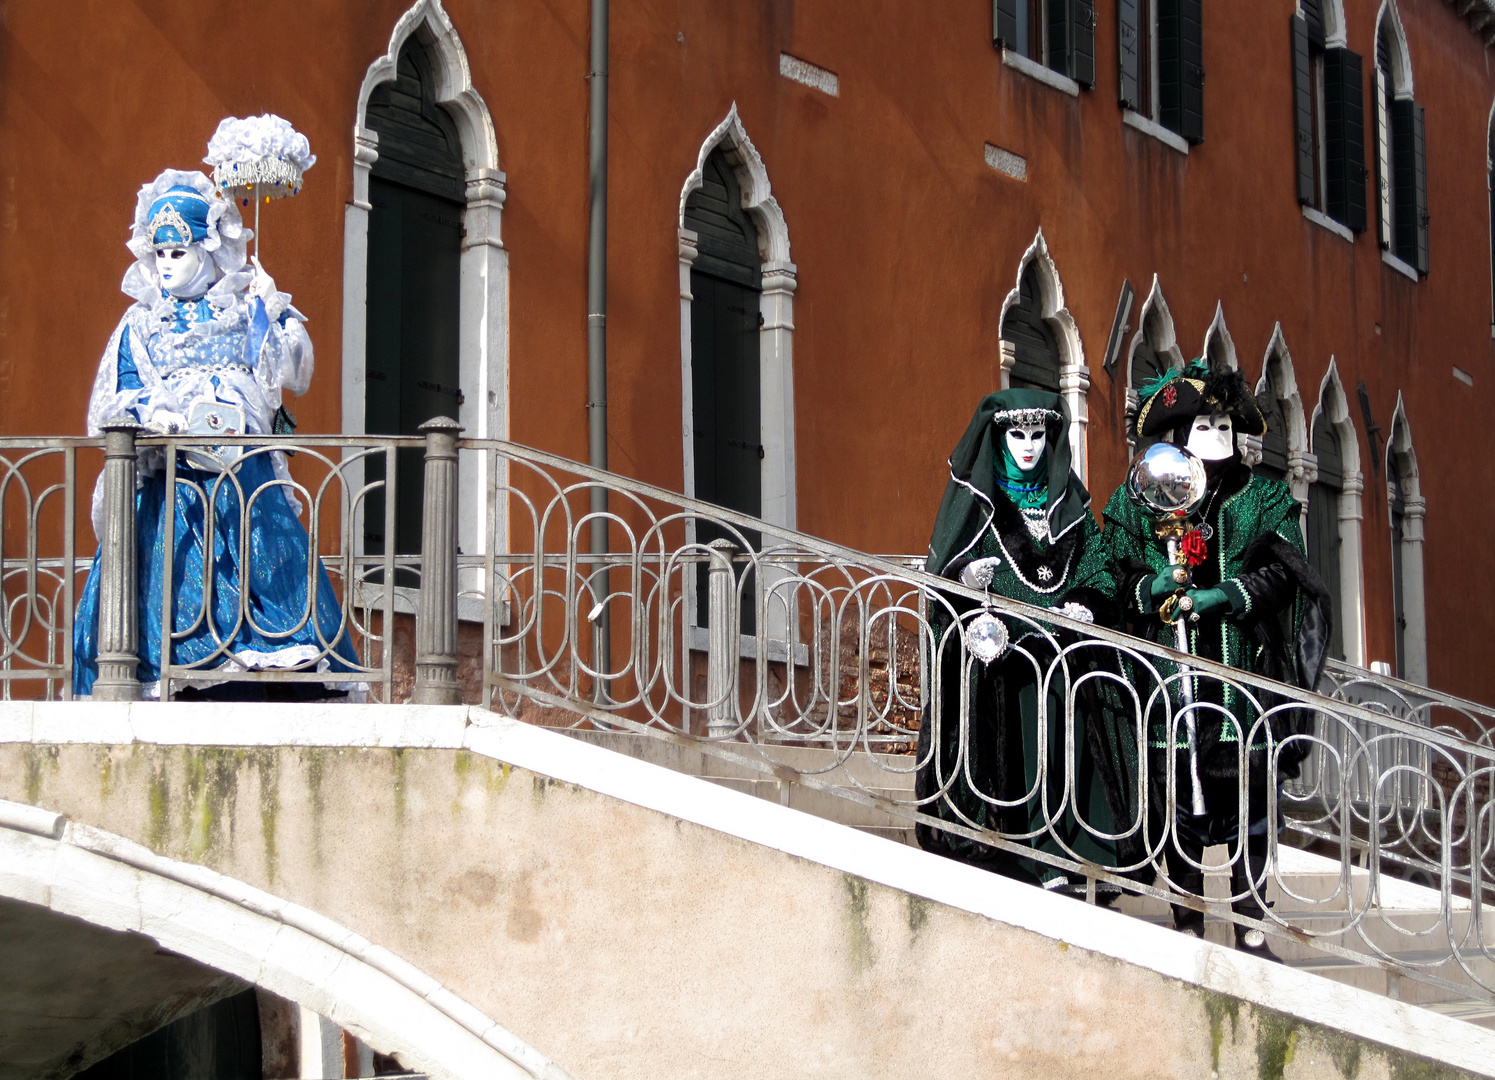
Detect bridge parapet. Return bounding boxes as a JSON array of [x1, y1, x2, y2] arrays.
[[3, 701, 1495, 1079]]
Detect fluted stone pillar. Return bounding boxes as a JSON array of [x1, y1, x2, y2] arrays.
[[91, 423, 142, 702], [413, 418, 463, 705], [705, 538, 738, 738]]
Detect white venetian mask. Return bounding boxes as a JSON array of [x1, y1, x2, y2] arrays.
[[1185, 411, 1234, 461], [155, 244, 203, 291], [1004, 424, 1048, 473]]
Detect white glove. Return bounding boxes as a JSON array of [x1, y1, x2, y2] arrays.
[[145, 408, 188, 435], [249, 256, 286, 320], [959, 557, 1002, 591], [1054, 602, 1094, 624]]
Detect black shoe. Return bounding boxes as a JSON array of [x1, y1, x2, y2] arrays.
[[1234, 925, 1283, 963], [1173, 907, 1205, 938]]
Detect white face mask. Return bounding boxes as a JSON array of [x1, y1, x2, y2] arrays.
[[1004, 424, 1048, 473], [1185, 411, 1234, 461], [155, 245, 203, 291]]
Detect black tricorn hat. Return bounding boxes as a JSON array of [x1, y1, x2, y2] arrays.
[[1132, 361, 1267, 441]]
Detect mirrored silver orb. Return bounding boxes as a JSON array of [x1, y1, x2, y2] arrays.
[[964, 613, 1009, 665], [1126, 442, 1208, 520]]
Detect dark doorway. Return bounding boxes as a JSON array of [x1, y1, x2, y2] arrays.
[[75, 989, 260, 1080], [1307, 412, 1345, 660], [686, 149, 761, 633], [1001, 263, 1061, 393], [364, 37, 465, 575]]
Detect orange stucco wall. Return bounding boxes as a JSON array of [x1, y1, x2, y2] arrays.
[[1, 1, 1491, 699]]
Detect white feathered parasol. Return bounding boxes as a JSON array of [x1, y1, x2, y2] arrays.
[[204, 114, 316, 257]]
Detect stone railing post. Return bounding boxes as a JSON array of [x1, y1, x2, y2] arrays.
[[706, 538, 738, 738], [412, 417, 463, 705], [92, 422, 142, 702]]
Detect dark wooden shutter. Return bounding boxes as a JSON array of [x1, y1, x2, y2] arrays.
[[364, 38, 465, 567], [1412, 102, 1428, 275], [1178, 0, 1204, 142], [1072, 0, 1097, 88], [1308, 414, 1345, 660], [686, 150, 763, 632], [994, 0, 1019, 49], [1302, 0, 1326, 48], [1158, 0, 1204, 142], [1324, 48, 1367, 232], [1390, 98, 1417, 265], [1159, 0, 1182, 130], [1118, 0, 1142, 109], [1292, 16, 1315, 205], [1388, 454, 1407, 676], [1002, 264, 1062, 393], [1049, 0, 1071, 76], [1256, 378, 1289, 482]]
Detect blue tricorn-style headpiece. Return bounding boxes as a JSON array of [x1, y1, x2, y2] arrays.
[[147, 186, 212, 248]]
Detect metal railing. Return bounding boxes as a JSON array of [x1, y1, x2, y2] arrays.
[[3, 427, 1492, 1001]]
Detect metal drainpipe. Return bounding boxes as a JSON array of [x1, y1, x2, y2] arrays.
[[587, 0, 611, 698]]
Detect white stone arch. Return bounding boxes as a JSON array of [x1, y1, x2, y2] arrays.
[[1254, 324, 1313, 505], [1375, 0, 1414, 98], [1202, 302, 1239, 372], [1124, 276, 1185, 445], [1384, 395, 1427, 683], [342, 0, 509, 570], [0, 808, 556, 1080], [677, 103, 797, 530], [1301, 0, 1349, 48], [1309, 360, 1367, 665], [996, 230, 1091, 480]]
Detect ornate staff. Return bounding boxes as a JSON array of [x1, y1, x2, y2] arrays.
[[1127, 441, 1209, 816], [204, 114, 316, 262]]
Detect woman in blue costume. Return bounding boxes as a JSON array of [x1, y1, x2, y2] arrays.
[[74, 169, 358, 698]]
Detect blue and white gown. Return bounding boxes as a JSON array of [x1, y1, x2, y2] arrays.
[[73, 261, 358, 697]]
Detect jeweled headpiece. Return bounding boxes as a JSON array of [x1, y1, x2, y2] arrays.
[[992, 407, 1062, 429], [147, 186, 211, 249]]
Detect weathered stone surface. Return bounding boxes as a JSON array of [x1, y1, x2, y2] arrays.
[[2, 708, 1490, 1080]]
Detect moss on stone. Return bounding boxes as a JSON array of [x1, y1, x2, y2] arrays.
[[1198, 990, 1239, 1075], [23, 743, 57, 804], [843, 875, 876, 973], [1253, 1010, 1299, 1080]]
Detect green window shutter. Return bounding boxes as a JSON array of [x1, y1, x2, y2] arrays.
[[994, 0, 1019, 50], [1159, 0, 1183, 131], [1072, 0, 1097, 88], [1374, 65, 1392, 249], [1002, 264, 1063, 394], [1412, 102, 1428, 275], [1048, 0, 1071, 74], [1391, 98, 1417, 264], [1324, 47, 1367, 233], [1179, 0, 1204, 142], [1118, 0, 1142, 109], [1292, 16, 1314, 205], [1302, 0, 1327, 48]]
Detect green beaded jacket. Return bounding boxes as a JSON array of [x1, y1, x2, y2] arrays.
[[1101, 461, 1332, 777]]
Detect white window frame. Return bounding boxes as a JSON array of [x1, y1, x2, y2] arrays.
[[1123, 275, 1185, 448], [1254, 324, 1312, 507], [343, 0, 509, 597], [997, 229, 1091, 481]]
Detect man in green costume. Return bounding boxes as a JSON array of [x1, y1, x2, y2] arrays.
[[1102, 363, 1331, 958], [916, 389, 1141, 898]]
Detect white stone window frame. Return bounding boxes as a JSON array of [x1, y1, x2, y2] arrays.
[[997, 229, 1091, 481], [1202, 304, 1267, 465], [1385, 395, 1427, 684], [1299, 0, 1349, 48], [1123, 275, 1185, 449], [1373, 0, 1415, 256], [677, 103, 797, 533], [1487, 96, 1495, 333], [1254, 324, 1314, 508], [342, 0, 509, 599], [1309, 360, 1368, 666]]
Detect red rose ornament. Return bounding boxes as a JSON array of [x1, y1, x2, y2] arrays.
[[1180, 529, 1208, 567]]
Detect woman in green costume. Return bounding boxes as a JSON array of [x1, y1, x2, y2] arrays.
[[1101, 363, 1331, 957], [915, 389, 1141, 896]]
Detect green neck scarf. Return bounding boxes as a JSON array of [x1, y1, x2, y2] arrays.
[[995, 445, 1048, 509]]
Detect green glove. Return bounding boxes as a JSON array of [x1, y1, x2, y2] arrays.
[[1147, 571, 1181, 606], [1184, 587, 1231, 617]]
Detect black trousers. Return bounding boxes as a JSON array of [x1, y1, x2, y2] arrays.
[[1165, 767, 1274, 931]]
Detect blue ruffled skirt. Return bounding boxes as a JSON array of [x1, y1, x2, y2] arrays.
[[73, 452, 359, 697]]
